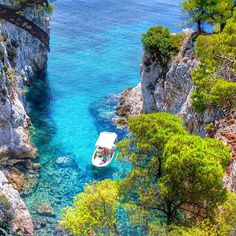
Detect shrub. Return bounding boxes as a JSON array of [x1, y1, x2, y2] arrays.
[[142, 26, 184, 58]]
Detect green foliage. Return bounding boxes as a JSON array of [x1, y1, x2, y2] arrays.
[[62, 113, 232, 235], [191, 9, 236, 111], [142, 26, 184, 58], [161, 134, 229, 217], [118, 113, 230, 227], [61, 180, 120, 236], [39, 5, 55, 13], [182, 0, 234, 31]]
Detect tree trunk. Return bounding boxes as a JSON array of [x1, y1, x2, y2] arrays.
[[158, 156, 162, 178], [197, 20, 202, 32], [220, 23, 226, 32], [113, 224, 120, 236], [166, 201, 174, 225]]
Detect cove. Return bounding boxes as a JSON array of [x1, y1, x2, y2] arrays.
[[23, 0, 183, 235]]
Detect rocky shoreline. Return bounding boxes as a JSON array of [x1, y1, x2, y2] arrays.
[[0, 0, 50, 234], [116, 29, 236, 192]]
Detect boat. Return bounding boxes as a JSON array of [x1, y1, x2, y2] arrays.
[[92, 131, 118, 167]]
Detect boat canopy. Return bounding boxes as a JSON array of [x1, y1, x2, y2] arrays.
[[95, 132, 117, 150]]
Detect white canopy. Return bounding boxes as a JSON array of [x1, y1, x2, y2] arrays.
[[95, 132, 117, 150]]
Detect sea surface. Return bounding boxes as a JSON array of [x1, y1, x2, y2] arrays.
[[23, 0, 183, 235]]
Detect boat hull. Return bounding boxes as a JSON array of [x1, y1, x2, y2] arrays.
[[92, 151, 115, 168]]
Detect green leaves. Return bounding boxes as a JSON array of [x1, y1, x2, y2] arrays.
[[161, 134, 230, 215], [182, 0, 234, 32], [60, 180, 120, 236], [118, 113, 231, 226], [142, 26, 184, 58], [191, 9, 236, 112]]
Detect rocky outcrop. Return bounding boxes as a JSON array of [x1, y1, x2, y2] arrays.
[[0, 0, 50, 168], [216, 110, 236, 192], [0, 1, 50, 234], [117, 29, 236, 191], [115, 83, 143, 127], [0, 171, 34, 235]]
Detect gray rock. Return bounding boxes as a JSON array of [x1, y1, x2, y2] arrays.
[[56, 156, 76, 168], [0, 171, 34, 235], [0, 0, 50, 167], [36, 203, 56, 218]]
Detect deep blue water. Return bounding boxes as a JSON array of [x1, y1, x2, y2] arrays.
[[24, 0, 182, 235]]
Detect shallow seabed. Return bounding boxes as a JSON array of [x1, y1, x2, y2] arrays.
[[23, 0, 182, 235]]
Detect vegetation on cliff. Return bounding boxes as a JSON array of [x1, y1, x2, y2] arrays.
[[142, 26, 184, 58], [192, 8, 236, 112], [182, 0, 235, 32]]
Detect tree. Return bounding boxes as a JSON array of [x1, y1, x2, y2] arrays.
[[60, 180, 120, 236], [191, 9, 236, 111], [62, 113, 232, 235], [142, 26, 184, 60], [207, 0, 234, 32], [118, 113, 230, 227], [182, 0, 234, 32], [117, 112, 186, 178]]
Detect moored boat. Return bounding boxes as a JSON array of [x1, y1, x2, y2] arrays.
[[92, 132, 117, 167]]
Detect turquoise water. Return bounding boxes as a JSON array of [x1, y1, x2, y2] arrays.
[[24, 0, 182, 235]]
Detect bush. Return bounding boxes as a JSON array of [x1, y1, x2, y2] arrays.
[[142, 26, 184, 57], [191, 9, 236, 112]]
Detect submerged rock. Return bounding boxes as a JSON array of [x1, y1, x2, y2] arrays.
[[56, 155, 76, 168], [36, 203, 56, 218]]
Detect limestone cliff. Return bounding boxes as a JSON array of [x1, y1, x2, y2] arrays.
[[0, 0, 49, 168], [0, 170, 34, 235], [0, 1, 50, 234], [116, 29, 236, 192]]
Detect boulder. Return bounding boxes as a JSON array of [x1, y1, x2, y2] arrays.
[[36, 203, 56, 218], [0, 171, 34, 235], [56, 156, 76, 168]]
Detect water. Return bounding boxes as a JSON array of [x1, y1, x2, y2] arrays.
[[23, 0, 183, 235]]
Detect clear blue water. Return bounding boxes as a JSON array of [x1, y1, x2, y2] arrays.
[[23, 0, 183, 235]]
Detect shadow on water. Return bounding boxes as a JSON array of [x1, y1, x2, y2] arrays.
[[26, 71, 56, 149]]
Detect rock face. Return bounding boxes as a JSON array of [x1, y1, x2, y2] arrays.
[[141, 31, 198, 115], [115, 83, 143, 127], [216, 110, 236, 192], [0, 0, 50, 168], [0, 1, 50, 234], [118, 30, 236, 191], [0, 171, 34, 235]]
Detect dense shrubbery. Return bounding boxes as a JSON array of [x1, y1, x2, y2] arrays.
[[61, 113, 233, 236], [182, 0, 234, 32], [192, 9, 236, 112], [142, 26, 184, 57]]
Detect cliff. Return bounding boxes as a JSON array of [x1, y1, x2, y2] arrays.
[[116, 29, 236, 192], [0, 0, 49, 168], [0, 170, 34, 235], [0, 0, 50, 234]]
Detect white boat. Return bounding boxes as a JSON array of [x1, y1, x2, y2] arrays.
[[92, 131, 118, 167]]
